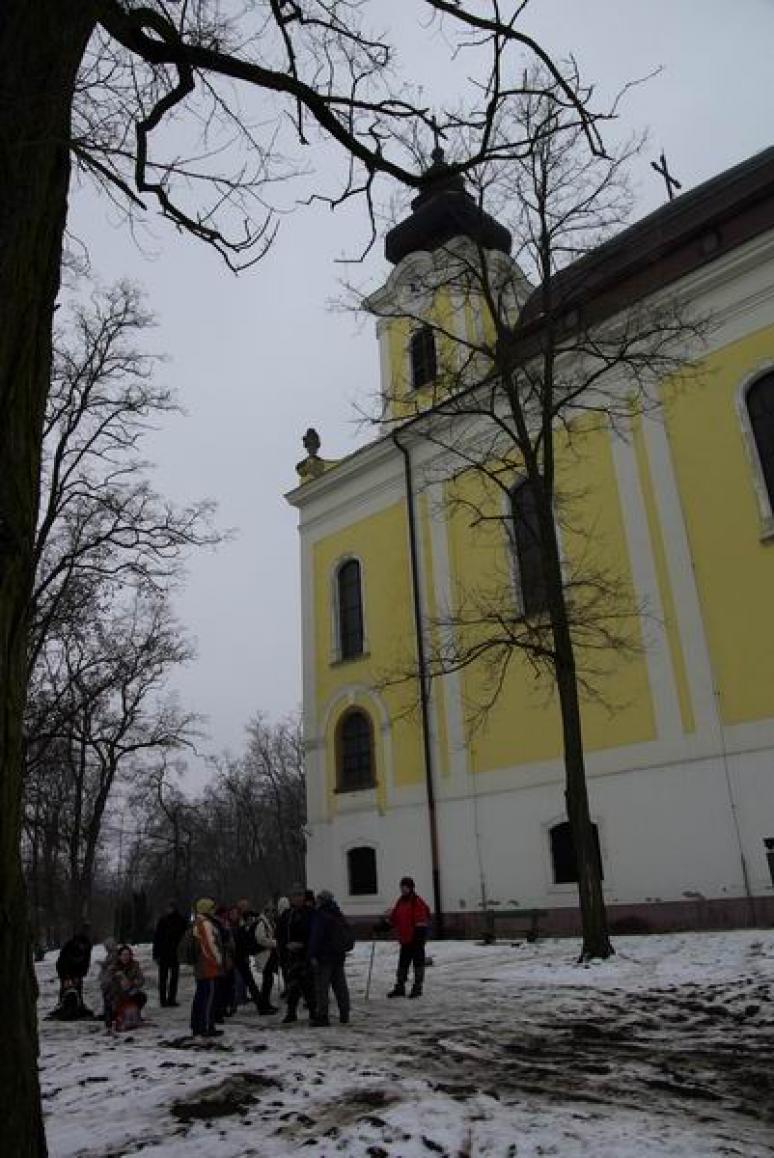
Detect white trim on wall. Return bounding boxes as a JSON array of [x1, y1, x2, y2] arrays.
[[610, 423, 683, 741]]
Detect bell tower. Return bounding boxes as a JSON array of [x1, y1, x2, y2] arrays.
[[365, 148, 530, 423]]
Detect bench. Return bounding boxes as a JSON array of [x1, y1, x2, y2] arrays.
[[481, 908, 549, 944]]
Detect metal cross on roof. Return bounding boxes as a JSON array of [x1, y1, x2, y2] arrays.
[[429, 114, 445, 164], [651, 151, 683, 201]]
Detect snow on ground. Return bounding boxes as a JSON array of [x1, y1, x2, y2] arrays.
[[39, 930, 774, 1157]]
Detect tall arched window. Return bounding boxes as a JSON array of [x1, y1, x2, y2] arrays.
[[347, 847, 378, 895], [510, 481, 549, 617], [747, 373, 774, 509], [337, 558, 364, 659], [410, 325, 437, 390], [550, 820, 603, 885], [336, 709, 375, 792]]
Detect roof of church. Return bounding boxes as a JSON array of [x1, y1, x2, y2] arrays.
[[385, 147, 512, 265], [519, 143, 774, 328], [288, 143, 774, 502]]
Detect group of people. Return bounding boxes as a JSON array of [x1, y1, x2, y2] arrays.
[[186, 885, 353, 1037], [51, 875, 431, 1040], [185, 876, 431, 1037]]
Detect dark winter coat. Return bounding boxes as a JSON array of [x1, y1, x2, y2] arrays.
[[153, 910, 188, 961], [276, 906, 291, 967], [390, 893, 431, 946], [234, 918, 259, 964], [308, 900, 349, 962], [56, 934, 92, 980], [284, 905, 314, 956]]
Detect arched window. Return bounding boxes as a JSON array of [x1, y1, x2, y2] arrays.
[[336, 710, 375, 792], [550, 820, 603, 885], [410, 326, 437, 389], [337, 558, 364, 659], [747, 374, 774, 509], [510, 481, 549, 617], [347, 847, 378, 895]]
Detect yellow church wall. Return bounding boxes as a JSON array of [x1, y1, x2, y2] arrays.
[[312, 501, 426, 811], [663, 324, 774, 726], [445, 420, 657, 774]]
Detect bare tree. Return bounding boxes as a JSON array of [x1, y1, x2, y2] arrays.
[[362, 74, 705, 960], [25, 591, 198, 933], [1, 4, 612, 1147], [22, 277, 217, 946], [31, 279, 220, 675], [128, 712, 306, 912]]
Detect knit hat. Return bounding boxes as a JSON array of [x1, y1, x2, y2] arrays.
[[399, 876, 415, 890], [317, 889, 334, 905], [195, 897, 216, 915]]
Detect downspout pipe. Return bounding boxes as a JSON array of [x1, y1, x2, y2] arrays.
[[393, 430, 445, 937]]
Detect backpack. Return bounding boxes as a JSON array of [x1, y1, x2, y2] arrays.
[[178, 926, 197, 966], [329, 911, 356, 956]]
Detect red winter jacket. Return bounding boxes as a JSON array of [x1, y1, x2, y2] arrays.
[[390, 893, 431, 945]]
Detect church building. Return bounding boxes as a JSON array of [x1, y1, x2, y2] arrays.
[[286, 144, 774, 935]]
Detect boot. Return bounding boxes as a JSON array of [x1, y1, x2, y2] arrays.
[[282, 1003, 298, 1024], [408, 983, 423, 999], [387, 983, 406, 998]]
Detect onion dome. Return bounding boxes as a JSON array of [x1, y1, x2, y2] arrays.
[[385, 146, 512, 265]]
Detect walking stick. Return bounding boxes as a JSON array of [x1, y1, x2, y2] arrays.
[[364, 936, 376, 1002]]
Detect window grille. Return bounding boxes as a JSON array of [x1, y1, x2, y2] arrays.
[[410, 326, 437, 389], [337, 710, 374, 792], [510, 481, 549, 616], [747, 374, 774, 508], [338, 559, 364, 659]]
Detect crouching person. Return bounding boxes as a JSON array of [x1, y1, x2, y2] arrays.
[[105, 945, 147, 1031], [55, 925, 92, 1007], [309, 889, 353, 1027]]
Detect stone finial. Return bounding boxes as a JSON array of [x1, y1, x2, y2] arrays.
[[303, 427, 321, 457], [296, 427, 326, 481]]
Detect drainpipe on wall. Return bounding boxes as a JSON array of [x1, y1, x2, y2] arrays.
[[393, 430, 445, 937]]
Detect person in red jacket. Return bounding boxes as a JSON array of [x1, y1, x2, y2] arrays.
[[381, 876, 431, 999]]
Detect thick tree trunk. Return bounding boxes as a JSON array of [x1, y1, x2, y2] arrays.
[[540, 508, 613, 961], [0, 3, 95, 1153]]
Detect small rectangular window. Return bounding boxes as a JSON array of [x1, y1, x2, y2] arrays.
[[348, 847, 378, 895], [410, 326, 437, 390], [550, 820, 603, 885], [765, 838, 774, 887]]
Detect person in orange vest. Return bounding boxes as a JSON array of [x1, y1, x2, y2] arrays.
[[379, 876, 431, 999], [190, 898, 224, 1038]]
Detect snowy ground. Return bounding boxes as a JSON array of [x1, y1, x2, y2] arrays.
[[38, 930, 774, 1157]]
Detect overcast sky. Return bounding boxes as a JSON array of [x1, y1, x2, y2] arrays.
[[66, 1, 774, 784]]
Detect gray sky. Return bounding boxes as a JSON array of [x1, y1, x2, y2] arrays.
[[67, 1, 774, 783]]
